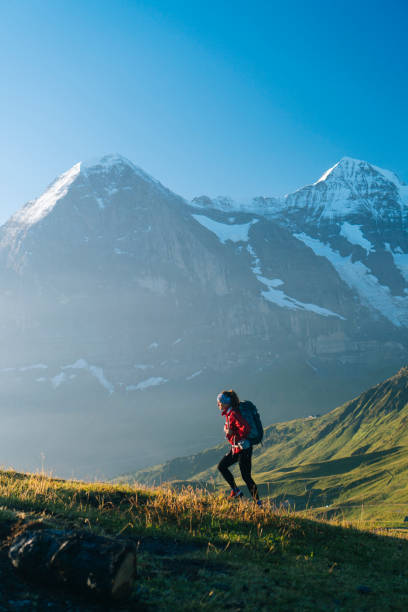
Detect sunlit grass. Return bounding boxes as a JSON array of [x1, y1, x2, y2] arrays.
[[1, 468, 408, 609]]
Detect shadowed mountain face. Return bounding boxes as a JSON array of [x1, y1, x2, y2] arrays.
[[0, 154, 407, 478], [126, 367, 408, 518]]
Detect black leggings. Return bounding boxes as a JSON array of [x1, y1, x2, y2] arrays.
[[217, 447, 259, 500]]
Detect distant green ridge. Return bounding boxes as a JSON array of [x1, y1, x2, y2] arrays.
[[118, 366, 408, 522]]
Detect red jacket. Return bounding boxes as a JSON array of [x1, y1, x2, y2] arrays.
[[222, 407, 250, 454]]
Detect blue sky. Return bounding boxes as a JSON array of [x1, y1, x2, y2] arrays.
[[0, 0, 406, 223]]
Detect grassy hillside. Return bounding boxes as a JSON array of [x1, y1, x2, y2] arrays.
[[1, 469, 408, 609], [122, 367, 408, 523]]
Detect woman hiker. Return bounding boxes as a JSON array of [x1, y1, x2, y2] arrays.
[[217, 389, 261, 505]]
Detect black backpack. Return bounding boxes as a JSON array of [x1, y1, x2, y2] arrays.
[[239, 400, 264, 445]]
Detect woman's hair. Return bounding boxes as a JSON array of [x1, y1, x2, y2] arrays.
[[220, 389, 240, 410]]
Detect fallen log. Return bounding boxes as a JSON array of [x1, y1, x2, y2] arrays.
[[8, 525, 137, 600]]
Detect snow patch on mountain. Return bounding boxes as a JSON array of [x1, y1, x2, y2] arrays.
[[192, 196, 251, 212], [340, 222, 374, 254], [314, 160, 342, 184], [190, 194, 283, 216], [295, 233, 408, 326], [247, 245, 345, 319], [62, 359, 115, 394], [52, 372, 67, 388], [114, 248, 130, 256], [12, 164, 81, 226], [0, 363, 48, 373], [192, 215, 258, 243], [385, 243, 408, 286], [126, 377, 168, 391], [186, 370, 202, 380]]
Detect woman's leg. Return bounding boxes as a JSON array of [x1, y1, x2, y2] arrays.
[[218, 450, 239, 490], [238, 448, 259, 500]]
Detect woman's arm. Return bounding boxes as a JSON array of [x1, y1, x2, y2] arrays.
[[230, 410, 250, 441]]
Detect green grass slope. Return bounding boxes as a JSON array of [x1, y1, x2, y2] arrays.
[[122, 367, 408, 523], [2, 469, 408, 609]]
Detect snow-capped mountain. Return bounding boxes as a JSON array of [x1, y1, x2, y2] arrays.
[[282, 156, 408, 222], [193, 157, 408, 221], [0, 154, 406, 478], [191, 157, 408, 328]]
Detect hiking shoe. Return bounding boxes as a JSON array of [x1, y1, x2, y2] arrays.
[[229, 488, 243, 499]]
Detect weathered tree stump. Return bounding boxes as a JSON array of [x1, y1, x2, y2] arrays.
[[8, 526, 137, 600]]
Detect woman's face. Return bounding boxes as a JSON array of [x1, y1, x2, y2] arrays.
[[218, 400, 228, 412]]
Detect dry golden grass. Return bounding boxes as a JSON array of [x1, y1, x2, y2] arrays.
[[1, 469, 408, 609]]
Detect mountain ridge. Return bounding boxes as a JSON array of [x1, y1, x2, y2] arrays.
[[123, 366, 408, 496], [190, 156, 408, 219], [4, 154, 406, 229]]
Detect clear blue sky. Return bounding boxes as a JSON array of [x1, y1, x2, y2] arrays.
[[0, 0, 406, 223]]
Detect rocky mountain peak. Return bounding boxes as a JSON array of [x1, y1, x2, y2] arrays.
[[315, 156, 404, 189], [80, 154, 165, 190], [315, 157, 365, 183], [5, 154, 175, 233], [81, 153, 135, 171], [281, 156, 407, 222]]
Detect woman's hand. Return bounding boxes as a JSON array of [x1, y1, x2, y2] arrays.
[[237, 439, 251, 450]]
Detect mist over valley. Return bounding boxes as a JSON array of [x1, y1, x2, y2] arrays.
[[0, 154, 407, 478]]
